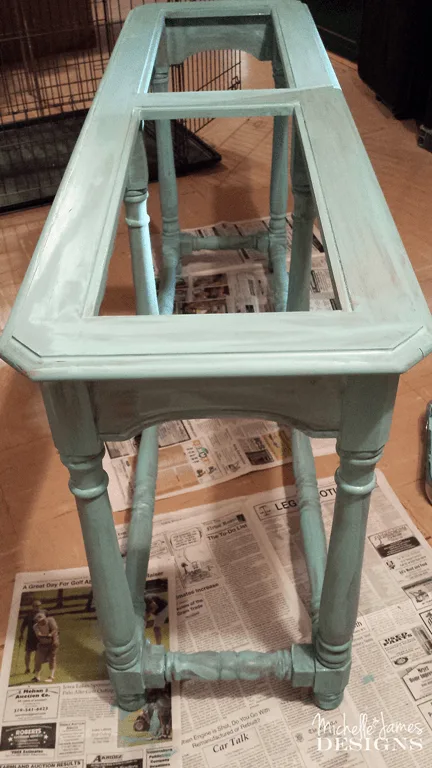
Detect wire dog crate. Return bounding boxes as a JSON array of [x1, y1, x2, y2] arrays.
[[0, 0, 241, 212]]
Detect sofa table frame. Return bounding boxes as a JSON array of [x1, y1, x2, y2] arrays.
[[1, 0, 431, 712]]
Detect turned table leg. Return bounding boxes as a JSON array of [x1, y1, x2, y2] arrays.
[[124, 125, 160, 624], [42, 383, 145, 711], [152, 63, 181, 315], [314, 375, 398, 709], [269, 57, 289, 312], [287, 123, 315, 313], [314, 445, 382, 708], [124, 123, 158, 315]]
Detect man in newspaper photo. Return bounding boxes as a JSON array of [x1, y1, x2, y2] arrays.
[[154, 686, 172, 739], [32, 611, 60, 683], [131, 686, 172, 741], [145, 595, 168, 646], [18, 599, 42, 675]]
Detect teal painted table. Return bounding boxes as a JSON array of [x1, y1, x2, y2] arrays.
[[1, 0, 431, 712]]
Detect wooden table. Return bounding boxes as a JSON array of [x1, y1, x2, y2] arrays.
[[1, 0, 431, 712]]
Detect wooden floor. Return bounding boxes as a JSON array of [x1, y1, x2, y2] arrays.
[[1, 53, 432, 655]]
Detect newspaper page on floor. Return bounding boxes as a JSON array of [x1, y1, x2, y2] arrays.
[[0, 562, 181, 768], [103, 215, 336, 511], [115, 470, 432, 766]]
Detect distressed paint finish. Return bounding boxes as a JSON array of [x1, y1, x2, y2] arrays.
[[1, 0, 431, 713]]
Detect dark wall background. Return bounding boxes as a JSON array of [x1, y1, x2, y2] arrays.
[[303, 0, 363, 62]]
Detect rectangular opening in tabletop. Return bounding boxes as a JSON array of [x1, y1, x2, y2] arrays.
[[97, 9, 346, 318], [163, 15, 279, 86], [99, 109, 341, 318]]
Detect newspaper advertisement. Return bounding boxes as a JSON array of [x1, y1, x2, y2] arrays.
[[0, 562, 181, 768], [114, 470, 432, 765], [103, 215, 336, 511]]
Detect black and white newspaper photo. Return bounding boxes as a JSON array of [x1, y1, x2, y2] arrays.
[[0, 563, 181, 768]]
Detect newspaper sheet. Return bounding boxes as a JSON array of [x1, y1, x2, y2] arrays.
[[113, 471, 432, 765], [3, 473, 432, 765], [0, 562, 181, 768], [104, 215, 336, 510]]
